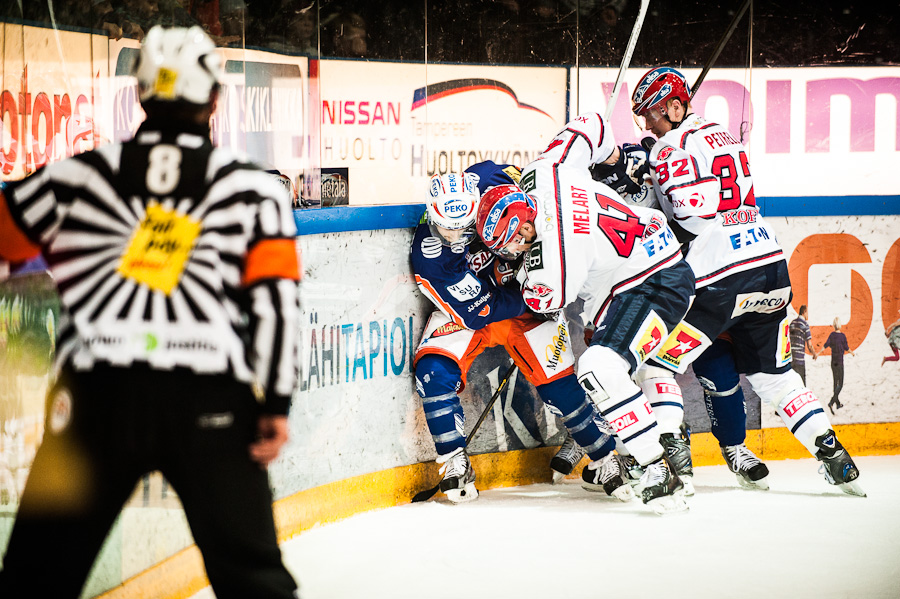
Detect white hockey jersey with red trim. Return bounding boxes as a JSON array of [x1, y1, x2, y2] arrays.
[[648, 114, 784, 287], [519, 159, 682, 327]]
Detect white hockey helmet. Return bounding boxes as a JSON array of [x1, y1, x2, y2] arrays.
[[134, 25, 222, 105], [426, 172, 480, 251]]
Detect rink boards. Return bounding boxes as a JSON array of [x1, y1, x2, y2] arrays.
[[0, 21, 899, 599]]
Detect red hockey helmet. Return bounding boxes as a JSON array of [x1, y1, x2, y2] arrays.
[[476, 184, 537, 258], [631, 67, 691, 128]]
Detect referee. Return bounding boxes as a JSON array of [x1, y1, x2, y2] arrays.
[[0, 26, 300, 598]]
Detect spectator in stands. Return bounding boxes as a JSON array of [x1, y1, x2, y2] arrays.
[[257, 1, 317, 55], [219, 0, 247, 40], [179, 0, 242, 44], [323, 9, 367, 57], [113, 0, 162, 40]]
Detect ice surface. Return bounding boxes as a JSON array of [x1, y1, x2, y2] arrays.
[[193, 455, 900, 599]]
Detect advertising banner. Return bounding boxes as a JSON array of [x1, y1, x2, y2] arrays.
[[574, 66, 900, 200], [767, 215, 900, 426], [109, 42, 311, 190], [317, 60, 568, 205], [1, 24, 109, 180], [279, 227, 568, 495]]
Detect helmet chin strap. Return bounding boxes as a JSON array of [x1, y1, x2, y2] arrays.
[[664, 106, 691, 129]]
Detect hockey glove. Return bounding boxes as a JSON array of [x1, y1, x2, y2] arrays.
[[493, 256, 521, 288], [590, 144, 650, 197]]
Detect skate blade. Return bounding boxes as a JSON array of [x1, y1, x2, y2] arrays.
[[551, 470, 567, 484], [838, 481, 867, 497], [646, 490, 689, 515], [680, 475, 695, 497], [445, 482, 479, 504], [737, 475, 769, 491], [610, 484, 635, 502]]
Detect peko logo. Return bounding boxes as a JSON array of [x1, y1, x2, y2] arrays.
[[442, 200, 473, 217], [732, 287, 791, 318]]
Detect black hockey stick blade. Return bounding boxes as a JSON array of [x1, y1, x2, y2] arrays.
[[411, 362, 519, 503]]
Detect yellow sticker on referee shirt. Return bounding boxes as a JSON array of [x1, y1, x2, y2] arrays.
[[117, 203, 200, 295]]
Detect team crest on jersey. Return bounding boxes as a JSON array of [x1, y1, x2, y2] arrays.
[[657, 146, 674, 161], [531, 283, 553, 297], [655, 321, 709, 372], [118, 203, 201, 295], [631, 312, 668, 363]]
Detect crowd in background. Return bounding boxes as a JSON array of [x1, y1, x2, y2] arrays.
[[0, 0, 897, 66]]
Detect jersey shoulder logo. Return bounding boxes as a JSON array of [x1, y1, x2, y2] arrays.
[[657, 146, 675, 161], [420, 236, 443, 259]]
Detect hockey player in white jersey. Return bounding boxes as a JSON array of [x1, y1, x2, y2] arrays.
[[594, 144, 771, 491], [476, 113, 697, 513], [629, 67, 863, 496], [412, 171, 619, 503]]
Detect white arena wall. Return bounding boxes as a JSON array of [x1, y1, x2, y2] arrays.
[[0, 23, 899, 599]]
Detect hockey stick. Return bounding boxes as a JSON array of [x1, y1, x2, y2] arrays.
[[690, 0, 751, 99], [411, 362, 518, 503], [604, 0, 651, 120]]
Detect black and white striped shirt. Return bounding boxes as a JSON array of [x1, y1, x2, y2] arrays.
[[0, 119, 300, 413]]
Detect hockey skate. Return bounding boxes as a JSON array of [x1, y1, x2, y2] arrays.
[[635, 456, 688, 514], [581, 453, 634, 501], [660, 424, 694, 496], [438, 448, 479, 503], [814, 430, 866, 497], [721, 443, 770, 490], [618, 453, 644, 483], [550, 432, 586, 483]]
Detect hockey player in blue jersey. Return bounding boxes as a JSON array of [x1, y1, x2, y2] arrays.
[[412, 169, 623, 503]]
